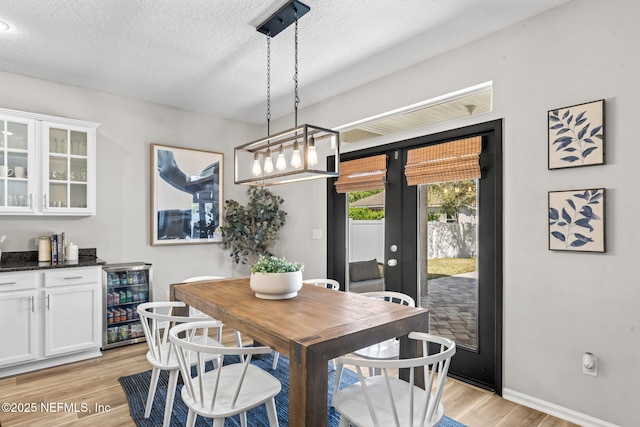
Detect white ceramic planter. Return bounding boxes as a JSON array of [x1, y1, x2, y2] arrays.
[[249, 270, 303, 300]]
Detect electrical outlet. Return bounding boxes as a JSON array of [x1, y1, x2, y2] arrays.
[[165, 290, 170, 301], [583, 352, 598, 376]]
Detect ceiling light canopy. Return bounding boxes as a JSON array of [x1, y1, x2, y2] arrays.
[[234, 0, 339, 186], [0, 20, 10, 32]]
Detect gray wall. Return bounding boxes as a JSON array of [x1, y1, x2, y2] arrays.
[[0, 0, 637, 425]]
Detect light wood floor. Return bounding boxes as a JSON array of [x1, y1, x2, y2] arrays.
[[0, 330, 577, 427]]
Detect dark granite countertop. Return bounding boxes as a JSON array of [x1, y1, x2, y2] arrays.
[[0, 248, 106, 272]]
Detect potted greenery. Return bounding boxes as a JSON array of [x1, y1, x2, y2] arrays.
[[221, 187, 287, 266], [249, 255, 304, 300]]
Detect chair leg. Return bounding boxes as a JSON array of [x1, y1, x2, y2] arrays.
[[338, 414, 350, 427], [144, 367, 160, 418], [271, 351, 280, 370], [332, 363, 344, 406], [213, 417, 225, 427], [186, 409, 197, 427], [162, 369, 179, 427], [265, 397, 279, 427], [240, 412, 247, 427], [329, 358, 336, 370]]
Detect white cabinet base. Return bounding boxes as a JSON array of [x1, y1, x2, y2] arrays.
[[0, 348, 101, 378], [0, 266, 103, 378]]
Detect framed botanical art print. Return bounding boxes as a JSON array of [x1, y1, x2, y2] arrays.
[[151, 144, 224, 246], [548, 188, 605, 252], [548, 99, 605, 169]]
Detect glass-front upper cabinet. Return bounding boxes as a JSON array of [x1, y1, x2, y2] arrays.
[[0, 115, 36, 213], [0, 108, 99, 216], [42, 122, 96, 215]]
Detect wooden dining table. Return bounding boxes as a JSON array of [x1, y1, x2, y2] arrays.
[[172, 277, 430, 427]]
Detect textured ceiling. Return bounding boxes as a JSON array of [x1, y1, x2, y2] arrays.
[[0, 0, 569, 124]]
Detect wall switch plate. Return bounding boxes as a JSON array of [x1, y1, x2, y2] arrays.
[[583, 352, 598, 376], [312, 229, 322, 240]]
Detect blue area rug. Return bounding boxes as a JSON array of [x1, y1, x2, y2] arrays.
[[119, 354, 465, 426]]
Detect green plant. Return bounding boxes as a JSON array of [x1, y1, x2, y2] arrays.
[[221, 187, 287, 265], [348, 207, 385, 220], [427, 211, 441, 221], [250, 255, 304, 273]]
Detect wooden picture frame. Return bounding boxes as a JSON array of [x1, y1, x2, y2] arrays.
[[150, 144, 223, 246], [548, 99, 605, 169], [548, 188, 605, 252]]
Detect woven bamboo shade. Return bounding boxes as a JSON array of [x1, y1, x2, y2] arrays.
[[334, 154, 387, 193], [404, 136, 482, 186]]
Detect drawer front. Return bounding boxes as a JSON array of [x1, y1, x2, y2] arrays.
[[45, 267, 101, 288], [0, 272, 38, 292]]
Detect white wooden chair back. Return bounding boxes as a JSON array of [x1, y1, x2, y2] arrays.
[[303, 278, 341, 290], [169, 320, 281, 426], [137, 301, 212, 368], [334, 332, 456, 427], [359, 290, 416, 307]]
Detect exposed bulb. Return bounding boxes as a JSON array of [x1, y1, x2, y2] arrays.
[[307, 136, 318, 166], [264, 149, 274, 174], [252, 152, 262, 176], [276, 145, 287, 171], [291, 141, 302, 169]]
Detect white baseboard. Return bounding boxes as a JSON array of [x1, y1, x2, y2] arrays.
[[502, 388, 619, 427]]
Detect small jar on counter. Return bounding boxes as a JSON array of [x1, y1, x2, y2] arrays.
[[38, 236, 51, 262]]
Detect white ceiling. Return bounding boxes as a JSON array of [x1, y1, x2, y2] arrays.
[[0, 0, 570, 125]]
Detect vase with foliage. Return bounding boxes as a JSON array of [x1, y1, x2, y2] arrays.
[[249, 255, 304, 300], [221, 187, 287, 265]]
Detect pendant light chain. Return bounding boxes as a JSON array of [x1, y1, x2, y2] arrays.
[[293, 9, 299, 127], [266, 33, 271, 136]]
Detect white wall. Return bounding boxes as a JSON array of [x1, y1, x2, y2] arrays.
[[0, 70, 262, 294], [270, 0, 639, 425]]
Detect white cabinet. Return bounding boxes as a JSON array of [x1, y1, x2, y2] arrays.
[[0, 272, 38, 367], [0, 267, 102, 377], [0, 108, 99, 216], [44, 269, 102, 356]]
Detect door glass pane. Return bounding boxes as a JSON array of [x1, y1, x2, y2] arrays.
[[347, 190, 385, 293], [419, 179, 478, 350]]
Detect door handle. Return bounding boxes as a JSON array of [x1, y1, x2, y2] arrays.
[[387, 259, 398, 267]]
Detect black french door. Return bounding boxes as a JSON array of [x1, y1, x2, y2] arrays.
[[327, 120, 503, 392]]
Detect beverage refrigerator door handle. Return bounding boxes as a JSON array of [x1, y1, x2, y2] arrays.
[[46, 294, 50, 310], [30, 295, 35, 312], [43, 194, 47, 211]]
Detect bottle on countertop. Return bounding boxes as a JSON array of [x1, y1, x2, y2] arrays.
[[66, 242, 79, 261]]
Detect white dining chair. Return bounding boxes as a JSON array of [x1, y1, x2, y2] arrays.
[[137, 301, 225, 427], [183, 276, 243, 348], [333, 332, 456, 427], [303, 278, 341, 290], [169, 320, 282, 427], [353, 291, 416, 375], [270, 278, 341, 370]]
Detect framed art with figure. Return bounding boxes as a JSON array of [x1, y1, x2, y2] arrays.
[[151, 144, 223, 245]]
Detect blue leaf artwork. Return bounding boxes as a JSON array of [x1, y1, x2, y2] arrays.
[[548, 188, 605, 252], [548, 100, 605, 169]]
